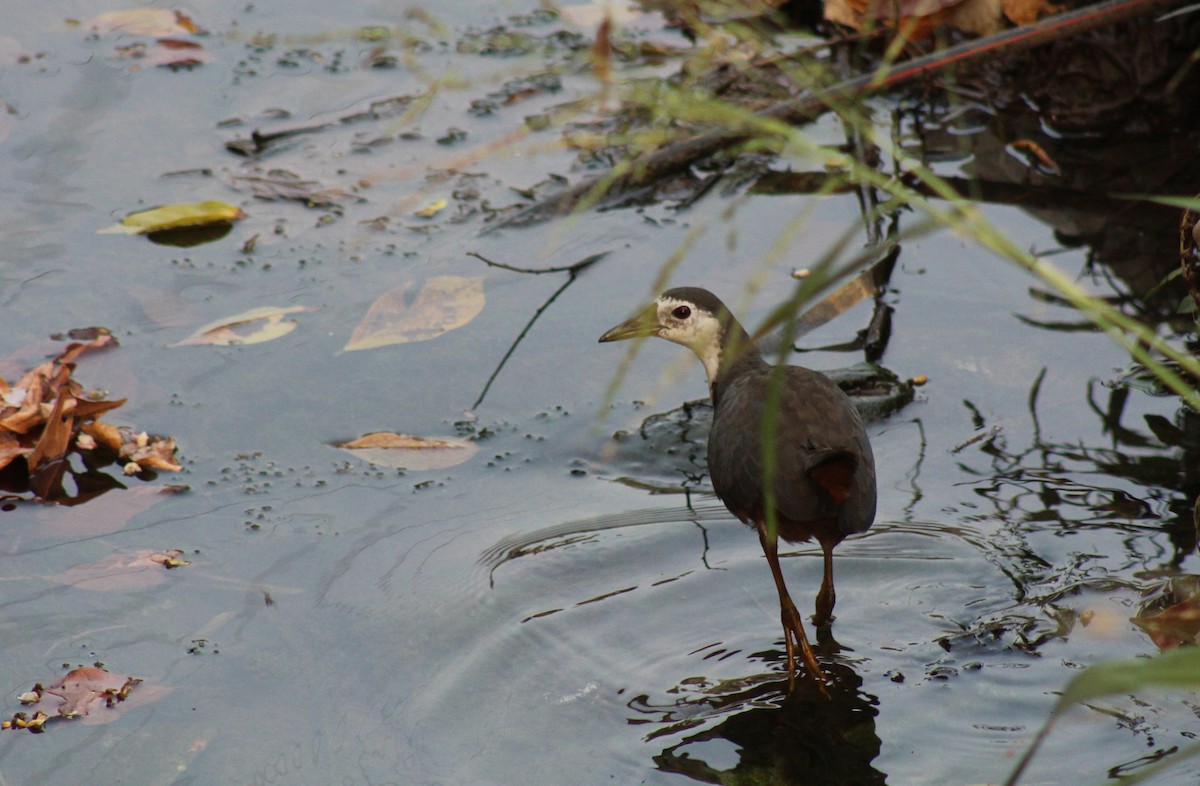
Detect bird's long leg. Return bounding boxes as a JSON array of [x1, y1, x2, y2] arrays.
[[758, 526, 827, 691], [813, 539, 836, 628]]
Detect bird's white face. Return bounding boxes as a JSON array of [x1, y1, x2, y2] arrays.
[[655, 296, 724, 384]]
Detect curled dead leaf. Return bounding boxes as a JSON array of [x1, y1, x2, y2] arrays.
[[337, 432, 479, 471], [344, 275, 485, 351], [171, 305, 316, 347], [1133, 591, 1200, 650], [0, 334, 126, 497]]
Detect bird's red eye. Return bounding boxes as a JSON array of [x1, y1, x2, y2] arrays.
[[672, 306, 691, 319]]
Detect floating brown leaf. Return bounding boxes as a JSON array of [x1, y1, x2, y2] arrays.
[[337, 432, 479, 471], [344, 275, 485, 351], [26, 390, 74, 500], [79, 423, 180, 472], [0, 332, 180, 502], [0, 430, 25, 469], [1132, 592, 1200, 650], [1, 334, 114, 464]]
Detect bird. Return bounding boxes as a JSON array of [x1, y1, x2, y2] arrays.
[[599, 287, 876, 690]]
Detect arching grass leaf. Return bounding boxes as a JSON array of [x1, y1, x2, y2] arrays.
[[344, 275, 485, 351]]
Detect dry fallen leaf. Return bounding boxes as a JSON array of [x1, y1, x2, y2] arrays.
[[170, 305, 315, 347], [26, 389, 74, 500], [1, 333, 181, 503], [78, 422, 180, 471], [99, 201, 246, 236], [87, 8, 200, 36], [1132, 592, 1200, 650], [337, 432, 479, 471], [344, 275, 485, 351]]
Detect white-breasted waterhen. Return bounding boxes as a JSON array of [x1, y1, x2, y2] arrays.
[[600, 287, 876, 690]]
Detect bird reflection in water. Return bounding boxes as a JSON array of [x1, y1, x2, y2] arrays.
[[628, 658, 885, 785]]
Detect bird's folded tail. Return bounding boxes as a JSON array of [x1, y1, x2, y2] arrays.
[[806, 450, 858, 506]]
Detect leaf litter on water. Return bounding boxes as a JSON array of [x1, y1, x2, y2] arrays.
[[0, 332, 181, 503]]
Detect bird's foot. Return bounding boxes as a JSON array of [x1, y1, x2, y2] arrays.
[[781, 600, 828, 694], [813, 583, 835, 629]]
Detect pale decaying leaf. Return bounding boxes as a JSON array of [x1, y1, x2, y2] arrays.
[[344, 275, 485, 351], [337, 432, 479, 471], [87, 8, 200, 36], [98, 201, 245, 236], [3, 667, 142, 731], [171, 305, 316, 347]]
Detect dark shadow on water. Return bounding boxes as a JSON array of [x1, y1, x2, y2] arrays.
[[631, 660, 885, 785]]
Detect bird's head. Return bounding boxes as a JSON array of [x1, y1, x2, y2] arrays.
[[599, 287, 745, 384]]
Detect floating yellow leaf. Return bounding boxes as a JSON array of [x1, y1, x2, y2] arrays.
[[88, 8, 200, 36], [414, 199, 447, 218], [344, 276, 484, 351], [171, 305, 315, 347], [337, 432, 479, 471], [99, 201, 245, 235]]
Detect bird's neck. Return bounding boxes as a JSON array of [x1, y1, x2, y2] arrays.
[[706, 321, 766, 408]]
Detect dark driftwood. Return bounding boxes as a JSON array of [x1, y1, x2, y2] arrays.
[[490, 0, 1190, 230]]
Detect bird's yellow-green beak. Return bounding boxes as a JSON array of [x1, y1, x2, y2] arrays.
[[598, 303, 660, 343]]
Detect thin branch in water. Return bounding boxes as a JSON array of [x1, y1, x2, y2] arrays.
[[467, 250, 608, 275], [468, 252, 607, 410]]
